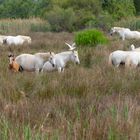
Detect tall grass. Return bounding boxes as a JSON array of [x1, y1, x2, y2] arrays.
[[0, 18, 50, 34], [0, 20, 140, 139]]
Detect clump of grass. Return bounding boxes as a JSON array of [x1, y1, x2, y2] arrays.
[[75, 29, 108, 47]]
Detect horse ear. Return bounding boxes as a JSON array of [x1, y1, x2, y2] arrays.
[[8, 52, 14, 58]]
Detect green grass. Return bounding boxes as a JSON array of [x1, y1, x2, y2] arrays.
[[75, 29, 109, 47]]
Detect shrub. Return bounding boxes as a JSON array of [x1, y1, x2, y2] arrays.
[[45, 6, 76, 32], [102, 0, 136, 20], [115, 17, 140, 30], [75, 29, 108, 47], [86, 12, 114, 31]]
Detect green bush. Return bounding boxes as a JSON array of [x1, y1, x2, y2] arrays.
[[45, 6, 76, 32], [75, 29, 108, 47], [115, 17, 140, 30], [86, 12, 114, 31], [102, 0, 136, 20]]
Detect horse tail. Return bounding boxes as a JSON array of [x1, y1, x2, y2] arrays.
[[108, 53, 113, 66]]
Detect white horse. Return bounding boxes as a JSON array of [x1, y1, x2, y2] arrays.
[[125, 51, 140, 68], [110, 27, 140, 40], [48, 50, 80, 72], [17, 35, 31, 44], [108, 50, 131, 67], [9, 52, 55, 73], [42, 42, 77, 73], [4, 36, 25, 46]]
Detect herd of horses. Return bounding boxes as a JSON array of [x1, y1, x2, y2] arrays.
[[109, 27, 140, 68], [3, 26, 140, 74], [8, 40, 80, 73]]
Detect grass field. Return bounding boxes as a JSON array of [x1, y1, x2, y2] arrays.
[[0, 19, 140, 140]]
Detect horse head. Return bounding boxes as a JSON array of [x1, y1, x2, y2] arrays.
[[3, 38, 7, 44], [48, 55, 56, 67], [71, 50, 80, 64], [8, 53, 23, 72], [110, 27, 117, 36]]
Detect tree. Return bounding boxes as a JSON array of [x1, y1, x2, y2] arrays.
[[102, 0, 136, 20], [134, 0, 140, 15], [0, 0, 35, 18]]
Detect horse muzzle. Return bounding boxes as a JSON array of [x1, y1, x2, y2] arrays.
[[76, 61, 80, 65]]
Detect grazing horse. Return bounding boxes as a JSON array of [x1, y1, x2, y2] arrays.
[[3, 36, 25, 46], [48, 50, 80, 72], [108, 50, 131, 67], [17, 35, 31, 44], [9, 52, 55, 73], [110, 27, 140, 40]]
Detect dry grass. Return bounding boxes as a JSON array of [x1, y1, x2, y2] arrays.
[[0, 22, 140, 139], [0, 18, 49, 35]]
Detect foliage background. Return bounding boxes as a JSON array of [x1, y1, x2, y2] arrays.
[[0, 0, 139, 31]]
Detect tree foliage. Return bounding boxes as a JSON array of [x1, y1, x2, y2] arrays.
[[102, 0, 136, 19], [0, 0, 138, 31]]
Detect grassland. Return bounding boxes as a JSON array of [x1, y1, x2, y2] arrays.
[[0, 19, 140, 140]]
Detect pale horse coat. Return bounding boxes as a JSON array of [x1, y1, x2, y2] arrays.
[[125, 51, 140, 68], [13, 52, 55, 73], [17, 35, 32, 44], [110, 27, 140, 40], [41, 42, 78, 72], [4, 35, 31, 45], [108, 50, 131, 67], [45, 50, 80, 72]]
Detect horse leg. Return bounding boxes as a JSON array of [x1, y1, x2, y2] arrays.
[[35, 68, 40, 74], [58, 67, 62, 73], [61, 68, 65, 72], [121, 34, 125, 41]]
